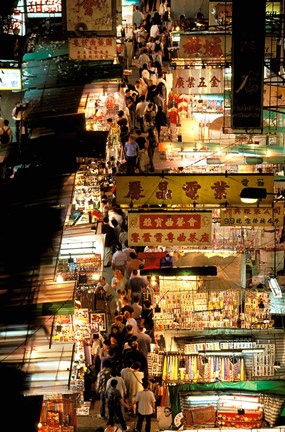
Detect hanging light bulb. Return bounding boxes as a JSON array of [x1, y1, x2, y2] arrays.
[[56, 273, 64, 283]]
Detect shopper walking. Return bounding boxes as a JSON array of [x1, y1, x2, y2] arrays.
[[106, 379, 130, 431], [95, 359, 112, 419], [125, 360, 144, 415], [135, 95, 148, 132], [111, 243, 128, 274], [146, 128, 158, 172], [102, 216, 117, 267], [124, 135, 139, 174], [154, 105, 167, 141], [134, 380, 156, 432]]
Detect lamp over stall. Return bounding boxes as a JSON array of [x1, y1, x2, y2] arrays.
[[240, 187, 267, 204], [268, 277, 282, 298]]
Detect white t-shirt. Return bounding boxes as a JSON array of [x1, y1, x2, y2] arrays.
[[135, 389, 156, 415], [150, 24, 160, 39]]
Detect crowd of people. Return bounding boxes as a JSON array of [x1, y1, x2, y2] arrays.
[[82, 196, 161, 432], [115, 2, 174, 174]]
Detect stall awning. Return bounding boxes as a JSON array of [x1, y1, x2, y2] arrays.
[[0, 280, 76, 395], [140, 266, 218, 277], [0, 167, 77, 396]]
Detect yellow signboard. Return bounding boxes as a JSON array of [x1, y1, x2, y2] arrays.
[[116, 174, 275, 207], [220, 204, 284, 227], [128, 211, 212, 247]]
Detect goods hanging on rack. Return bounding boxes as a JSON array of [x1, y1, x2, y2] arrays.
[[38, 393, 77, 432]]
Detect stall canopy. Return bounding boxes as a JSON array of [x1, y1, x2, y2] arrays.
[[0, 166, 77, 396]]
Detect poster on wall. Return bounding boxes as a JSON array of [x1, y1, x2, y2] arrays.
[[64, 0, 116, 35], [90, 313, 106, 332], [73, 308, 90, 340], [128, 211, 212, 247]]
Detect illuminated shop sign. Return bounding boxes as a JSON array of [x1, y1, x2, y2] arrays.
[[17, 0, 61, 17], [128, 211, 212, 247], [172, 69, 224, 94], [179, 34, 231, 58], [27, 0, 61, 14], [68, 37, 116, 61], [0, 68, 22, 90], [116, 174, 274, 207], [65, 0, 116, 35], [13, 0, 61, 35], [178, 34, 276, 60], [220, 203, 284, 227]]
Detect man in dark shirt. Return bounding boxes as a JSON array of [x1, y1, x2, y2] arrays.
[[127, 269, 147, 303], [123, 337, 148, 378], [125, 88, 135, 130], [135, 130, 147, 151]]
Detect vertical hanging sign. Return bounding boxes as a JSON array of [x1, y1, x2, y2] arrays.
[[231, 0, 266, 129]]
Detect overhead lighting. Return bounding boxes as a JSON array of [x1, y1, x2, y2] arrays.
[[268, 277, 282, 298], [91, 271, 100, 281], [206, 157, 222, 165], [245, 157, 263, 165], [240, 187, 267, 204]]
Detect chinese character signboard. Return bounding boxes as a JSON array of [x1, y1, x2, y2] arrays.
[[128, 211, 212, 247], [68, 37, 116, 60], [64, 0, 116, 35], [220, 204, 284, 227], [178, 33, 275, 62], [179, 34, 231, 59], [172, 69, 224, 95], [231, 0, 266, 129], [28, 0, 61, 14], [116, 173, 274, 207], [17, 0, 61, 17]]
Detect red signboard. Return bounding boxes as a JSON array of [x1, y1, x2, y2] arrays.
[[128, 211, 212, 247]]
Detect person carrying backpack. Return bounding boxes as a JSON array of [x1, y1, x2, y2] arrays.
[[0, 119, 13, 145], [105, 379, 130, 430]]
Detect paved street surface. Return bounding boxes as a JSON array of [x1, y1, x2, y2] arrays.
[[77, 399, 159, 432]]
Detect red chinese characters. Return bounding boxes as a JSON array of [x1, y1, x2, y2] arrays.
[[139, 214, 201, 229], [125, 181, 145, 200]]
